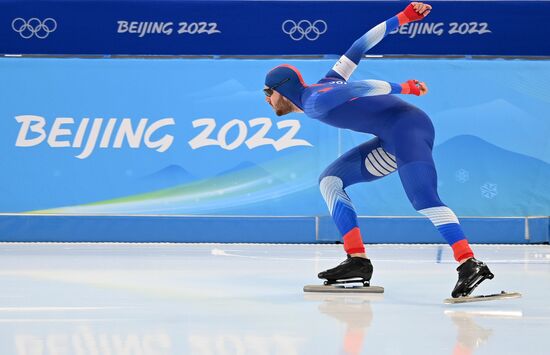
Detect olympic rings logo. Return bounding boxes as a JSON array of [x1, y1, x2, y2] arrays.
[[11, 18, 57, 39], [282, 20, 327, 41]]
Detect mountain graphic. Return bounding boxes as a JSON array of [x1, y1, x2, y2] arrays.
[[216, 161, 269, 176], [137, 164, 196, 191], [433, 135, 550, 216], [432, 98, 550, 164]]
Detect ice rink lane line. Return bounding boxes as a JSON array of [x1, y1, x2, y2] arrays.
[[210, 249, 550, 264], [0, 319, 122, 323], [0, 307, 124, 312]]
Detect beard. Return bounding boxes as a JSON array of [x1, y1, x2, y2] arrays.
[[275, 97, 295, 116]]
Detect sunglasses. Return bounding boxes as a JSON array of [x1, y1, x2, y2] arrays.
[[263, 78, 290, 97]]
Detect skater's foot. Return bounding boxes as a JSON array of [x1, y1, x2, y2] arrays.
[[318, 255, 373, 283], [452, 258, 494, 298], [350, 252, 367, 258]]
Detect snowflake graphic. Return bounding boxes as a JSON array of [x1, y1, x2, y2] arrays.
[[481, 183, 498, 199], [455, 169, 470, 183]]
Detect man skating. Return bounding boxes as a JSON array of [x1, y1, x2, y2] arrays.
[[263, 3, 494, 298]]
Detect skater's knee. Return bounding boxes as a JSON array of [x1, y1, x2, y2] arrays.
[[417, 204, 456, 220], [319, 167, 343, 184], [319, 175, 344, 196]]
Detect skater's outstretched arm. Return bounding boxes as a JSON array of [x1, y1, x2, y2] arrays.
[[304, 79, 428, 117], [324, 2, 431, 82]]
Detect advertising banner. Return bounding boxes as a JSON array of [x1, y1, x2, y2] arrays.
[[1, 57, 549, 219], [1, 0, 549, 56]]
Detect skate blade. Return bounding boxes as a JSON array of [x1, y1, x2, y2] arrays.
[[444, 291, 521, 304], [304, 285, 384, 294]]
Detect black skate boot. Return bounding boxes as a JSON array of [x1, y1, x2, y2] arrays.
[[452, 258, 494, 298], [318, 255, 373, 287]]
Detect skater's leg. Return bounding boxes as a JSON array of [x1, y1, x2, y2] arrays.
[[392, 112, 474, 263], [391, 112, 494, 297], [317, 137, 396, 284], [319, 137, 397, 256]]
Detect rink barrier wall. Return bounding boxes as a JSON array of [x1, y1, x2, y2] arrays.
[[2, 0, 550, 56], [0, 215, 547, 244]]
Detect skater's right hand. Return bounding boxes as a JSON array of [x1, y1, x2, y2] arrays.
[[400, 2, 432, 23]]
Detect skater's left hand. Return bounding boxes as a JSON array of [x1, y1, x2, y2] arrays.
[[401, 80, 429, 96]]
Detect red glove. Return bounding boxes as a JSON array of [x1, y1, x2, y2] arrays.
[[398, 3, 430, 25], [401, 80, 421, 96]]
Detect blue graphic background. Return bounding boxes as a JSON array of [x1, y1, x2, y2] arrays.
[[0, 58, 549, 218]]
